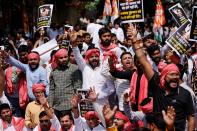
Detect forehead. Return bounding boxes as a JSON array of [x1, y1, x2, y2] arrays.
[[40, 115, 50, 120], [101, 32, 111, 36], [60, 115, 71, 121], [1, 108, 11, 113]]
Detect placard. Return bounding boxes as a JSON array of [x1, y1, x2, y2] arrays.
[[189, 6, 197, 42], [37, 4, 53, 30], [169, 3, 189, 27], [166, 21, 192, 56], [77, 89, 94, 116], [119, 0, 144, 23]]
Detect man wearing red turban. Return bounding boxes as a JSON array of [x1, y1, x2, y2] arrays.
[[25, 83, 47, 129], [48, 48, 82, 119], [128, 26, 195, 131]]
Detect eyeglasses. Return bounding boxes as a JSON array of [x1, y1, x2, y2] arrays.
[[40, 119, 50, 123]]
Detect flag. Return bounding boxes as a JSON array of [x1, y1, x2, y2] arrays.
[[153, 0, 166, 42], [103, 0, 112, 17], [111, 0, 119, 23]]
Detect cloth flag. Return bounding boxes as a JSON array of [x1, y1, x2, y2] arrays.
[[103, 0, 112, 17], [153, 0, 166, 42], [111, 0, 119, 23]]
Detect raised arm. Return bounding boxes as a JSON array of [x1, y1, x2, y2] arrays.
[[0, 50, 27, 72], [127, 24, 154, 80], [70, 33, 86, 71]]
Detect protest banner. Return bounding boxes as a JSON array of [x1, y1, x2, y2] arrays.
[[166, 21, 192, 56], [168, 3, 189, 27], [189, 6, 197, 42], [77, 89, 94, 116], [37, 4, 53, 30], [32, 39, 58, 63], [119, 0, 144, 23]]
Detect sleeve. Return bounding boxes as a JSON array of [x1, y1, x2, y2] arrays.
[[25, 104, 32, 127], [48, 73, 55, 107], [50, 115, 61, 131], [148, 72, 160, 96], [185, 91, 195, 115], [6, 56, 27, 72], [74, 116, 87, 131], [123, 102, 145, 121], [72, 47, 86, 71], [110, 70, 133, 80], [0, 92, 11, 106], [101, 59, 115, 80]]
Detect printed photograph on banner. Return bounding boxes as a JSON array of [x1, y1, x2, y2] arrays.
[[168, 3, 189, 27], [77, 89, 94, 116], [37, 4, 53, 30], [118, 0, 144, 23], [189, 6, 197, 42], [166, 21, 192, 56]]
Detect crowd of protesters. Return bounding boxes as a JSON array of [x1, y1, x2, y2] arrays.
[[0, 11, 196, 131]]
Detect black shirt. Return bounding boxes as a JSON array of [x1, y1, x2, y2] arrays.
[[149, 72, 195, 130]]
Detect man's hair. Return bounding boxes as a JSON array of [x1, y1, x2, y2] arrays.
[[147, 45, 160, 56], [0, 103, 10, 113], [83, 33, 91, 38], [60, 111, 73, 122], [18, 45, 28, 54], [145, 112, 166, 130], [120, 52, 132, 61], [39, 111, 48, 118], [98, 27, 111, 38]]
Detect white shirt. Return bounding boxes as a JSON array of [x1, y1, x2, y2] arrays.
[[111, 27, 125, 42], [0, 92, 11, 106], [33, 115, 61, 131], [74, 116, 106, 131], [72, 47, 115, 101], [0, 118, 27, 131]]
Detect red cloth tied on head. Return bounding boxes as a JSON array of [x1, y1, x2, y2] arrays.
[[115, 111, 132, 131], [85, 48, 100, 62], [84, 111, 99, 120], [160, 63, 180, 88], [54, 49, 68, 59], [115, 111, 129, 122], [32, 83, 46, 93], [28, 52, 40, 60]]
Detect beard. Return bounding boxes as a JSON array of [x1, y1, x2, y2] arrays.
[[165, 80, 179, 89], [30, 64, 39, 71], [101, 39, 111, 46]]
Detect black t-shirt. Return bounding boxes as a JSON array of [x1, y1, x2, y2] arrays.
[[149, 72, 195, 130]]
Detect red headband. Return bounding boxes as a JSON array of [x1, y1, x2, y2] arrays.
[[85, 49, 100, 61], [84, 111, 99, 120], [28, 52, 40, 60], [160, 63, 180, 88], [54, 49, 68, 59], [32, 83, 46, 93], [114, 111, 129, 122]]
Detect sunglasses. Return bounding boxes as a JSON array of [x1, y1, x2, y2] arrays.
[[40, 119, 50, 123]]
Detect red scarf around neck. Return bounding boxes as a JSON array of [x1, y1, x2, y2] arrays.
[[130, 71, 153, 113], [2, 116, 25, 131]]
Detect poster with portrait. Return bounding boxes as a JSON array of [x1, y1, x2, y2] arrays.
[[169, 3, 189, 27], [77, 89, 94, 116], [189, 6, 197, 42], [37, 4, 53, 30], [166, 21, 192, 56], [119, 0, 144, 23]]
